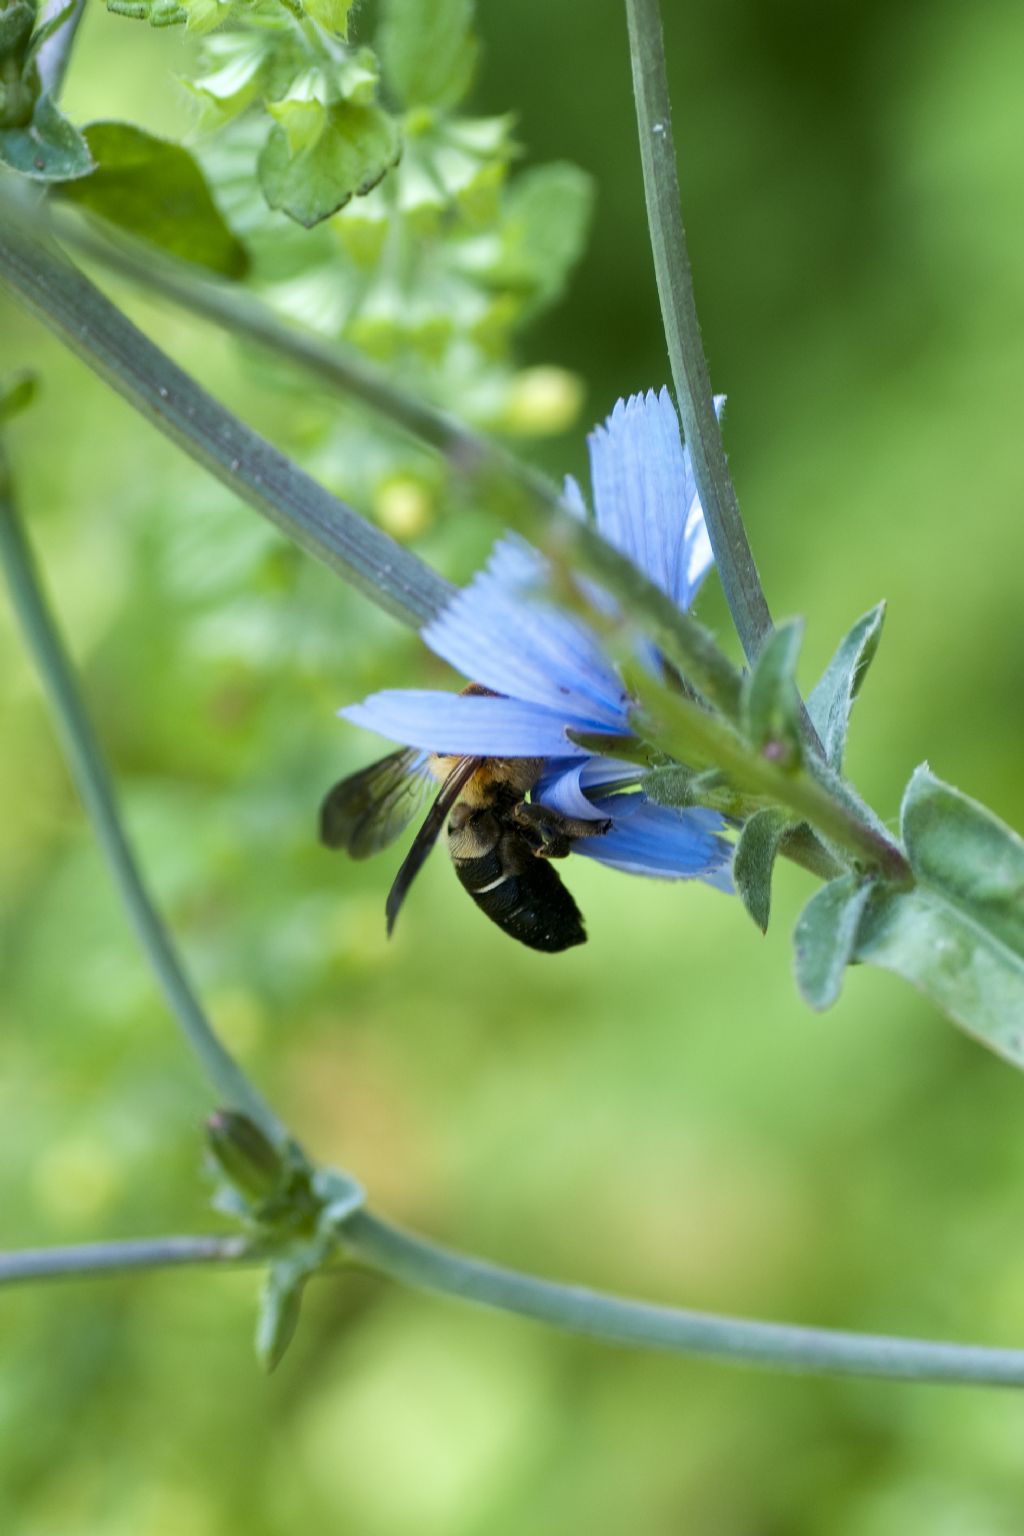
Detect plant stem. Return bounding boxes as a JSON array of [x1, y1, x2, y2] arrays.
[[624, 0, 773, 666], [0, 201, 746, 719], [36, 0, 87, 97], [634, 673, 912, 883], [0, 220, 453, 629], [0, 467, 288, 1144], [6, 1218, 1024, 1389], [343, 1211, 1024, 1388], [0, 1236, 255, 1287]]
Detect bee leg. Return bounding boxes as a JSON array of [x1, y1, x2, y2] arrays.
[[511, 802, 612, 860]]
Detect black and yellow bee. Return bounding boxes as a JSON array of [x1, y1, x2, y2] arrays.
[[320, 702, 610, 952]]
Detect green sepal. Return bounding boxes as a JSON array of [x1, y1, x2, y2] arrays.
[[852, 765, 1024, 1059], [734, 808, 791, 934], [259, 98, 401, 228], [0, 369, 39, 423], [256, 1255, 308, 1372], [0, 93, 93, 180], [379, 0, 477, 110], [807, 601, 885, 769], [793, 872, 872, 1011], [206, 1110, 284, 1201], [741, 618, 804, 766], [55, 121, 249, 277]]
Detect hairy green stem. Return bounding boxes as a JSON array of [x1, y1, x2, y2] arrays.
[[634, 674, 912, 883], [625, 0, 772, 664], [0, 466, 288, 1144], [0, 220, 453, 628], [0, 1235, 255, 1287]]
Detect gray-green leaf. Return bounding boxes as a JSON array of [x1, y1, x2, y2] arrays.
[[379, 0, 477, 110], [255, 1263, 305, 1373], [734, 808, 791, 933], [741, 617, 804, 763], [794, 872, 872, 1010], [0, 93, 93, 181], [56, 122, 249, 277], [807, 601, 885, 769], [852, 765, 1024, 1060]]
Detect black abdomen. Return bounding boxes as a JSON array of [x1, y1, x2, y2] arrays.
[[451, 818, 586, 953]]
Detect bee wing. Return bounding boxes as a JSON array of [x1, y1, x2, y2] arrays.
[[320, 748, 434, 859], [386, 756, 483, 936]]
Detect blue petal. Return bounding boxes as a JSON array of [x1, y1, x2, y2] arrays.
[[421, 536, 628, 729], [340, 690, 625, 758], [577, 793, 734, 886], [587, 388, 724, 612]]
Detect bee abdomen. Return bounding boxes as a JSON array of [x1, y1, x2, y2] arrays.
[[456, 856, 586, 953]]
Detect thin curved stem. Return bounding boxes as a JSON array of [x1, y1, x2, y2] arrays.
[[342, 1211, 1024, 1388], [0, 1235, 255, 1287], [0, 218, 453, 629], [624, 0, 773, 666], [5, 1216, 1024, 1389], [0, 470, 288, 1144]]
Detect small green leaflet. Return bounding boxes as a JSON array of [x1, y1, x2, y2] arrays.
[[379, 0, 477, 110], [794, 872, 872, 1010], [56, 123, 249, 277], [740, 618, 803, 764], [259, 100, 401, 228], [807, 602, 886, 770], [734, 808, 791, 934], [0, 94, 93, 181]]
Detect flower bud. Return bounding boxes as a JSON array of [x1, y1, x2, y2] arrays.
[[205, 1110, 283, 1201]]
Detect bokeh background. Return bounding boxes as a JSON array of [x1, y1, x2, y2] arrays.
[[3, 0, 1024, 1531]]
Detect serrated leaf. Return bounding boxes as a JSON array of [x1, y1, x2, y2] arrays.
[[0, 93, 93, 181], [259, 100, 401, 227], [807, 602, 885, 769], [55, 122, 249, 277], [851, 765, 1024, 1059], [379, 0, 477, 110], [794, 872, 872, 1010], [734, 808, 790, 933], [741, 618, 804, 764]]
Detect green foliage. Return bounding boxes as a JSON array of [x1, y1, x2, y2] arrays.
[[107, 0, 353, 35], [855, 767, 1024, 1058], [0, 367, 38, 422], [740, 618, 803, 765], [259, 95, 401, 227], [0, 1, 91, 178], [0, 89, 91, 176], [807, 602, 886, 770], [793, 872, 872, 1010], [56, 121, 249, 275], [733, 808, 790, 933], [379, 0, 477, 110]]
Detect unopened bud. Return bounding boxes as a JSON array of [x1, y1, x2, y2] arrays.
[[206, 1110, 283, 1201]]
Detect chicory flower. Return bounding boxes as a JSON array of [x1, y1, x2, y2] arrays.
[[341, 387, 733, 890]]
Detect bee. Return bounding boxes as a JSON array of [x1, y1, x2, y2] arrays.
[[320, 698, 610, 952]]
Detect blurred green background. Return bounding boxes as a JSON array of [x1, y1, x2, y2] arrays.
[[3, 0, 1024, 1531]]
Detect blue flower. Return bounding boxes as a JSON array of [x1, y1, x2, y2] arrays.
[[341, 388, 733, 890]]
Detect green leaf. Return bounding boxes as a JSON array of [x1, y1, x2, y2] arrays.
[[259, 99, 401, 228], [255, 1261, 306, 1373], [106, 0, 188, 24], [807, 601, 885, 769], [734, 808, 790, 934], [55, 122, 249, 277], [794, 873, 872, 1010], [0, 1, 37, 62], [0, 93, 93, 181], [852, 765, 1024, 1060], [0, 369, 38, 423], [740, 618, 804, 765], [303, 0, 354, 36], [490, 162, 595, 314], [379, 0, 477, 110]]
